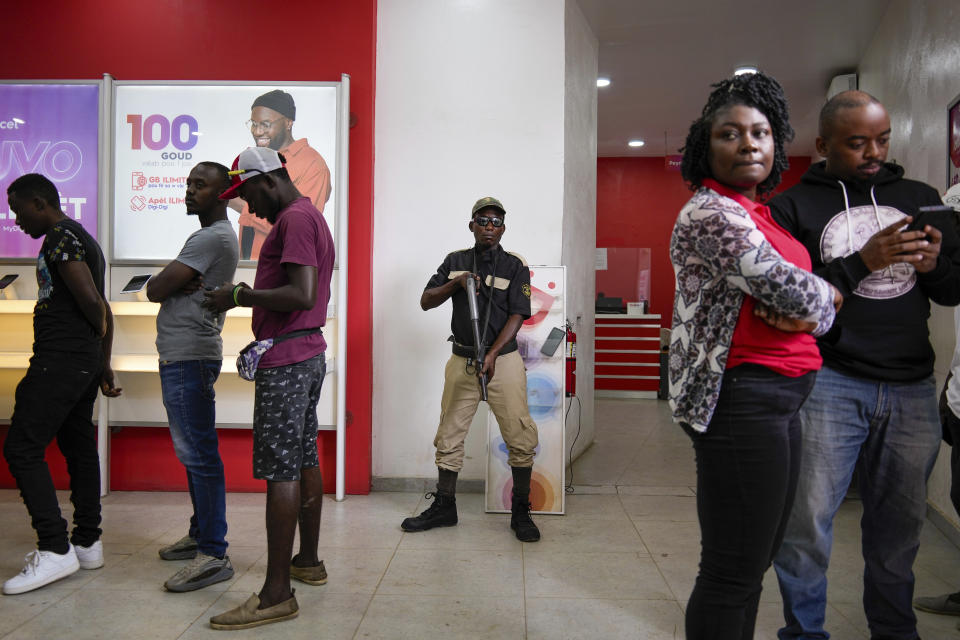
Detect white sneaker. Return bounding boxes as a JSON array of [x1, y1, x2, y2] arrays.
[[75, 540, 104, 570], [3, 545, 80, 595]]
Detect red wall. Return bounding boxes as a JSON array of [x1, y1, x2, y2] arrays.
[[597, 156, 812, 325], [0, 0, 376, 494]]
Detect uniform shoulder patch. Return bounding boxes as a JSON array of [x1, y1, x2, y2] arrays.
[[507, 251, 528, 266], [447, 247, 473, 259], [521, 283, 531, 298]]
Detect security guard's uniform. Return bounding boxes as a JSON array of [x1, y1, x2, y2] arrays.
[[401, 196, 541, 542], [426, 244, 539, 471]]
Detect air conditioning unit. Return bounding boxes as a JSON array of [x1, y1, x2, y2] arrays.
[[827, 73, 858, 99]]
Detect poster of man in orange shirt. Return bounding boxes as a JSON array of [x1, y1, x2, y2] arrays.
[[236, 90, 331, 259]]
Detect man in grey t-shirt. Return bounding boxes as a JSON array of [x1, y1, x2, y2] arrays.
[[146, 162, 239, 593]]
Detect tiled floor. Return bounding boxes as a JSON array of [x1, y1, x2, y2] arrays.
[[1, 398, 959, 638]]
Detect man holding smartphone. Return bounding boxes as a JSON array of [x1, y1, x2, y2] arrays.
[[146, 162, 239, 592], [3, 173, 121, 595], [203, 147, 334, 630], [767, 91, 960, 640], [400, 197, 541, 542]]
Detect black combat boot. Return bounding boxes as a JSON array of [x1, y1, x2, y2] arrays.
[[510, 466, 540, 542], [401, 492, 458, 532], [510, 490, 540, 542]]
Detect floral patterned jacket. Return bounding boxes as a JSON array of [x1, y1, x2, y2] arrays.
[[668, 187, 837, 432]]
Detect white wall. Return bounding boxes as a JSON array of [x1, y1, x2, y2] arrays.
[[373, 0, 569, 481], [858, 0, 960, 525], [562, 0, 598, 460]]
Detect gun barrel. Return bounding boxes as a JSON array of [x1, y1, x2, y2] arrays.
[[465, 276, 488, 401], [465, 276, 480, 320], [478, 356, 488, 400]]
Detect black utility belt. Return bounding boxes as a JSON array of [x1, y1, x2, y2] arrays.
[[450, 339, 517, 358]]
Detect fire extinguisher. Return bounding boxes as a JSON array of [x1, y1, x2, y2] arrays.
[[565, 323, 577, 397]]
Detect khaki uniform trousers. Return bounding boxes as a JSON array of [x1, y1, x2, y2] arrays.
[[434, 350, 539, 471]]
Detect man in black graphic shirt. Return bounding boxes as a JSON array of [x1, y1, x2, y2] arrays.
[[2, 173, 120, 595], [769, 92, 960, 640]]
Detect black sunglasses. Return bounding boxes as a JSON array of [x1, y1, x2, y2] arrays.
[[473, 215, 504, 228]]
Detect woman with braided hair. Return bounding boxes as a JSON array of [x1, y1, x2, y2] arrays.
[[668, 71, 841, 639]]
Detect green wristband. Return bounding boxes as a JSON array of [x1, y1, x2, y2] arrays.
[[232, 284, 243, 307]]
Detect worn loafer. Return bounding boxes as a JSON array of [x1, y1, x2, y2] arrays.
[[290, 560, 327, 586], [209, 591, 298, 630], [914, 592, 960, 616]]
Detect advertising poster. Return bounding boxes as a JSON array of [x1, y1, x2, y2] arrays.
[[0, 83, 100, 258], [113, 83, 338, 261], [949, 96, 960, 189], [486, 266, 565, 514]]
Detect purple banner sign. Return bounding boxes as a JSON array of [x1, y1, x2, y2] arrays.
[[0, 84, 99, 258]]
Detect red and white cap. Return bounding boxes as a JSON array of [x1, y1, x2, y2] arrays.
[[218, 147, 285, 200]]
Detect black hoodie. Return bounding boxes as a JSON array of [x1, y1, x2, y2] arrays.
[[769, 161, 960, 382]]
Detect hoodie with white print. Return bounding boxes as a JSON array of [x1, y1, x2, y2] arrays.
[[769, 160, 960, 382]]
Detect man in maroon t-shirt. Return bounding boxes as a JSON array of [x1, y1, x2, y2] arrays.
[[203, 147, 334, 630]]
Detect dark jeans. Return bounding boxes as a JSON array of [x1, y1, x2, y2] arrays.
[[949, 409, 960, 516], [160, 359, 227, 558], [684, 364, 815, 640], [774, 366, 940, 640], [3, 351, 103, 553]]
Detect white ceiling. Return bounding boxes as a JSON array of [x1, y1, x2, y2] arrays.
[[579, 0, 893, 157]]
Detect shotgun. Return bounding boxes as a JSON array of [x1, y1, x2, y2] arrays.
[[465, 275, 488, 401]]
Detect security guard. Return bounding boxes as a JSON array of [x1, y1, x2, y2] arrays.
[[401, 197, 540, 542]]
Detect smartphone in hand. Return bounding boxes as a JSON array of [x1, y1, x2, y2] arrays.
[[907, 205, 955, 239]]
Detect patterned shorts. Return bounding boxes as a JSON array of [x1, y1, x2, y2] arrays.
[[252, 353, 326, 481]]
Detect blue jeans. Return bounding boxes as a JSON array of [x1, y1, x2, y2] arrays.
[[684, 364, 814, 640], [774, 366, 941, 640], [159, 360, 227, 558]]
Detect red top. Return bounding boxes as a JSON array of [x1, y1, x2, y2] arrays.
[[703, 179, 822, 377], [253, 197, 335, 368]]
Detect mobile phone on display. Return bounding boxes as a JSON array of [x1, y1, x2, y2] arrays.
[[540, 327, 565, 357], [0, 274, 18, 289], [121, 274, 152, 293]]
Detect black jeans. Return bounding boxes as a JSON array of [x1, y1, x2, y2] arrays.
[[948, 409, 960, 517], [3, 351, 102, 553], [684, 364, 815, 640]]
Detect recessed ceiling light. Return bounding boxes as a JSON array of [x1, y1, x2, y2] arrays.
[[628, 140, 645, 148], [597, 77, 611, 88], [734, 66, 758, 76]]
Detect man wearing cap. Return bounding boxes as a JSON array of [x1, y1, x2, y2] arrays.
[[236, 89, 331, 260], [203, 147, 334, 630], [400, 197, 541, 542], [146, 162, 238, 592]]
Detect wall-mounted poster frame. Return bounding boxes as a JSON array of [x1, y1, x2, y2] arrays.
[[0, 81, 102, 261], [486, 265, 566, 515], [0, 78, 109, 493], [949, 92, 960, 190], [111, 81, 343, 265], [107, 77, 350, 500]]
